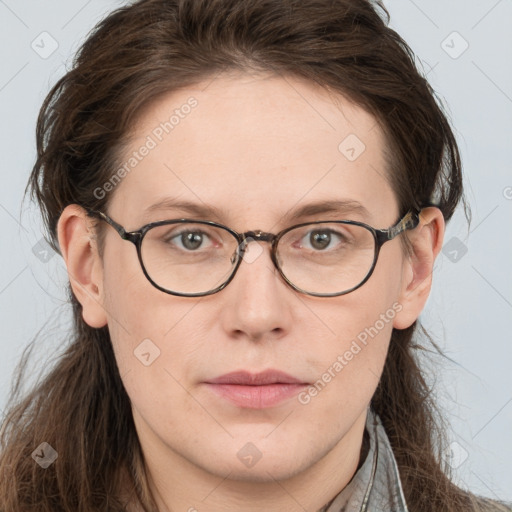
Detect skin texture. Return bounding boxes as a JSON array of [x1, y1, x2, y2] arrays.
[[57, 71, 444, 512]]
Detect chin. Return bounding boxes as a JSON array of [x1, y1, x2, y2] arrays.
[[216, 459, 307, 483]]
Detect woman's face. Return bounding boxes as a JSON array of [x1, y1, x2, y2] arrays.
[[76, 72, 421, 483]]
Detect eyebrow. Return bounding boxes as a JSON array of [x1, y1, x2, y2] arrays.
[[141, 197, 371, 224]]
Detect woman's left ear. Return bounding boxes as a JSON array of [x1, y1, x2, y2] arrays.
[[393, 206, 445, 330]]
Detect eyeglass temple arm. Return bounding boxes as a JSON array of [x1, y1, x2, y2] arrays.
[[86, 209, 134, 241], [375, 209, 421, 244]]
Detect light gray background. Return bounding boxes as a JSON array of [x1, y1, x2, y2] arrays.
[[0, 0, 510, 502]]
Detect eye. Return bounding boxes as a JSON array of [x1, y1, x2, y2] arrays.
[[163, 228, 220, 251], [173, 230, 210, 250], [297, 227, 352, 251], [155, 225, 221, 252]]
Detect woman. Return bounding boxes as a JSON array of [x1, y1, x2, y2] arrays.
[[0, 0, 510, 510]]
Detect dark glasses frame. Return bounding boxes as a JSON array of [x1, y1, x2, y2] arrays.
[[85, 208, 421, 298]]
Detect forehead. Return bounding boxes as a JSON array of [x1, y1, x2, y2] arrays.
[[111, 71, 397, 228]]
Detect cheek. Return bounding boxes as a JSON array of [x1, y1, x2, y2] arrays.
[[292, 308, 395, 431], [297, 250, 404, 406], [302, 302, 395, 392], [100, 252, 213, 404], [100, 249, 162, 371]]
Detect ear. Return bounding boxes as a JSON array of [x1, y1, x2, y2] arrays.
[[393, 207, 445, 330], [57, 204, 108, 328]]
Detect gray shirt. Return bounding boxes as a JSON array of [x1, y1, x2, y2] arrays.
[[320, 407, 408, 512], [319, 408, 512, 512]]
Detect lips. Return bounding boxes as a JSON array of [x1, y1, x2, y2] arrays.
[[203, 370, 309, 409], [205, 370, 306, 386]]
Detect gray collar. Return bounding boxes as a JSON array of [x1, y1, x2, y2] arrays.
[[320, 407, 409, 512]]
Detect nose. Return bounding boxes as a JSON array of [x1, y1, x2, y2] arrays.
[[220, 238, 292, 342]]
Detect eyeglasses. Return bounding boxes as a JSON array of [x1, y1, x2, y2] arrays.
[[85, 208, 420, 298]]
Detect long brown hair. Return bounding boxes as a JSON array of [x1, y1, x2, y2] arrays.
[[1, 0, 508, 510]]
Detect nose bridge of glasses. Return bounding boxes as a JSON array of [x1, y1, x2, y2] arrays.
[[238, 230, 276, 253], [231, 230, 277, 265], [242, 230, 275, 244]]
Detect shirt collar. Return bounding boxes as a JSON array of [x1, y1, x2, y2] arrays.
[[320, 407, 409, 512]]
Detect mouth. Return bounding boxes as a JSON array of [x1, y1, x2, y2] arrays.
[[203, 370, 309, 409]]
